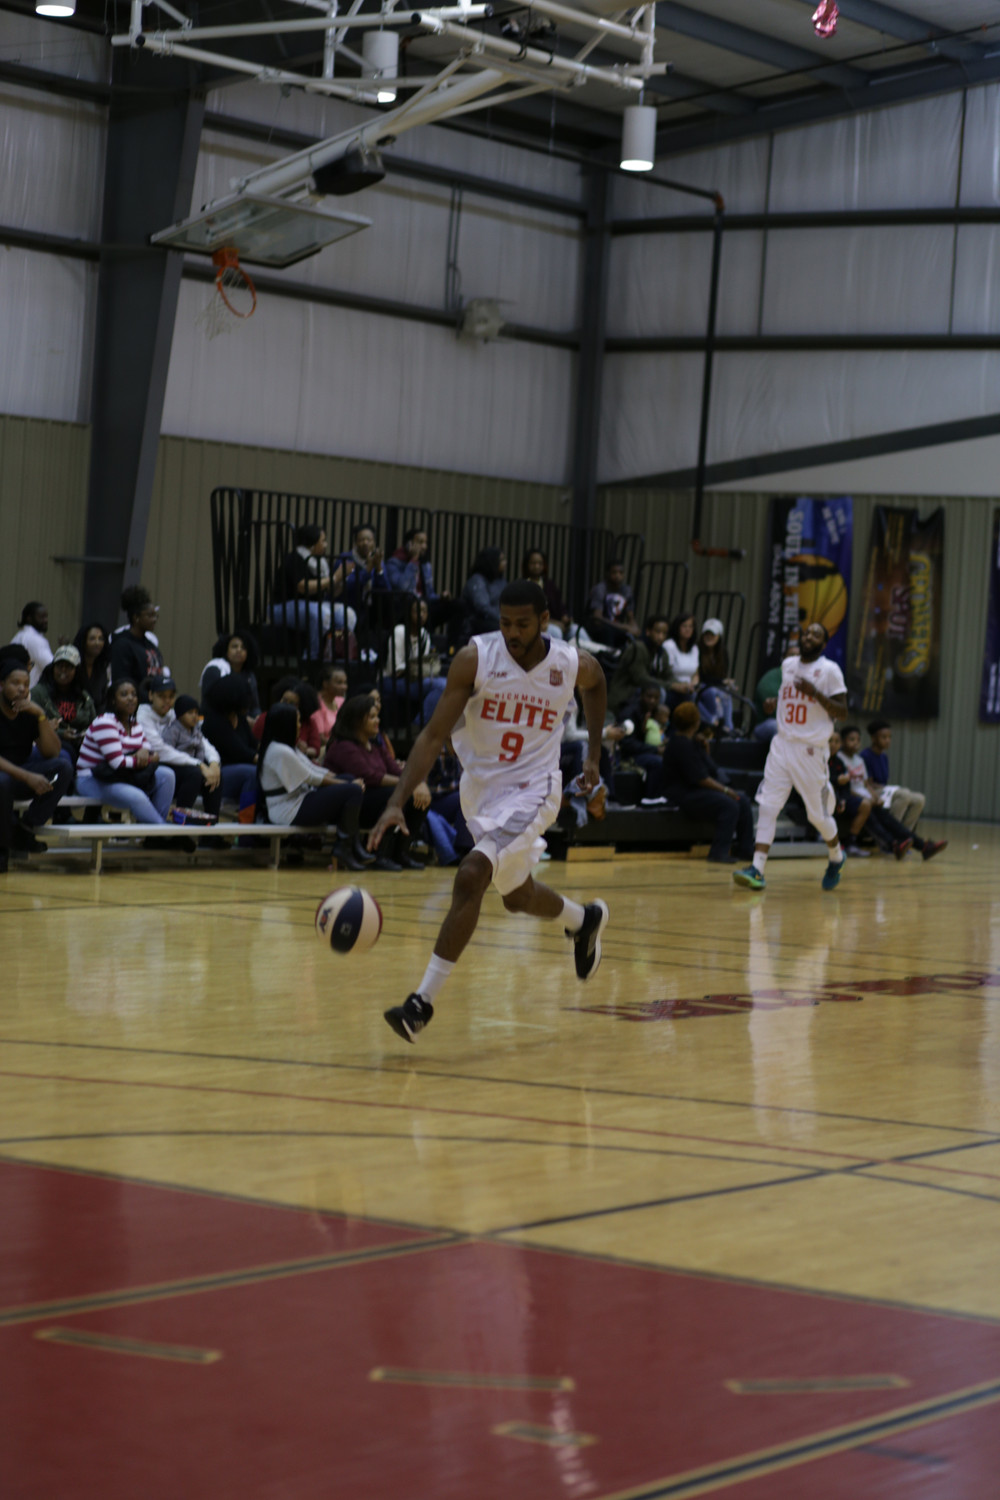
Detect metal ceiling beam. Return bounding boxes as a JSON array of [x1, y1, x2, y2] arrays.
[[654, 50, 1000, 155], [654, 1, 869, 92], [790, 0, 991, 66]]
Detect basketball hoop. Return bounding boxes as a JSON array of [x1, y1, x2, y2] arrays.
[[195, 246, 257, 340]]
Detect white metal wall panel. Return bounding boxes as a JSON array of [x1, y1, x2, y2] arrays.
[[608, 230, 764, 338], [0, 10, 108, 85], [163, 281, 573, 484], [0, 85, 105, 239], [760, 226, 954, 335], [0, 251, 95, 423], [599, 351, 703, 480], [768, 93, 962, 211], [960, 81, 1000, 204]]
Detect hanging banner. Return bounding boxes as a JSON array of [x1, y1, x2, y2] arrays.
[[980, 509, 1000, 724], [758, 496, 853, 679], [849, 506, 944, 720]]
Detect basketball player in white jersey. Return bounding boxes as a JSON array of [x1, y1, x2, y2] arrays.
[[369, 579, 610, 1042], [733, 621, 850, 892]]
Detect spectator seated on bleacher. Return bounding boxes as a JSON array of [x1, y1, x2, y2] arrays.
[[12, 601, 53, 688], [386, 528, 453, 632], [256, 702, 366, 870], [199, 631, 261, 717], [382, 597, 449, 728], [339, 522, 390, 619], [696, 619, 737, 734], [324, 693, 429, 872], [752, 664, 781, 743], [522, 549, 573, 640], [272, 523, 356, 660], [202, 674, 258, 774], [75, 679, 179, 833], [138, 678, 227, 818], [111, 586, 167, 691], [607, 614, 671, 718], [458, 547, 506, 644], [74, 622, 112, 714], [587, 560, 640, 649], [618, 685, 670, 800], [31, 645, 97, 762], [665, 613, 700, 711], [252, 677, 323, 760], [0, 655, 74, 871], [662, 703, 755, 865], [313, 664, 348, 747], [167, 695, 256, 814]]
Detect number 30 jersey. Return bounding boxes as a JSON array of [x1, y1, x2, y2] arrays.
[[776, 652, 846, 748], [453, 632, 579, 826]]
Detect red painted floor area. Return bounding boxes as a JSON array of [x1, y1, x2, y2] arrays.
[[3, 1162, 1000, 1499]]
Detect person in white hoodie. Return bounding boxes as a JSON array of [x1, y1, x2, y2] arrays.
[[137, 678, 223, 816]]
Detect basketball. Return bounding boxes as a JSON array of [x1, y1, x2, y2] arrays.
[[788, 553, 848, 639], [314, 886, 383, 954]]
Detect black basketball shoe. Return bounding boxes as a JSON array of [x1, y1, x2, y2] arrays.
[[384, 993, 434, 1043], [569, 900, 609, 982]]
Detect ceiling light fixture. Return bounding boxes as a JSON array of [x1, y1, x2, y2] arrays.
[[35, 0, 76, 14], [620, 103, 655, 172], [362, 29, 398, 104]]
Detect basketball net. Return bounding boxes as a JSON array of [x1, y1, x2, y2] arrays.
[[195, 246, 257, 340]]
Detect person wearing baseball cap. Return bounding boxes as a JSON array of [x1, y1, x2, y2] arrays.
[[697, 618, 737, 734], [30, 642, 98, 761]]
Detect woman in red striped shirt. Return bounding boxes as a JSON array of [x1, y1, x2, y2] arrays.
[[76, 679, 176, 823]]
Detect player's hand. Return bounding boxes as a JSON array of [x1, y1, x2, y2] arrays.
[[794, 676, 817, 698], [23, 772, 53, 797], [367, 804, 409, 851], [579, 757, 600, 794], [412, 781, 431, 811]]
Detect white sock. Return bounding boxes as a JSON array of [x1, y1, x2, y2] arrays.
[[752, 851, 768, 875], [416, 954, 455, 1003], [829, 842, 844, 865], [561, 897, 586, 933]]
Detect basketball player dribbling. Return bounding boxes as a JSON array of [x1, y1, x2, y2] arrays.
[[734, 621, 850, 892], [369, 579, 610, 1042]]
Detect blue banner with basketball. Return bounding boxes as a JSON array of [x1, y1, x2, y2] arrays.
[[758, 496, 853, 678], [980, 509, 1000, 724], [849, 505, 944, 720]]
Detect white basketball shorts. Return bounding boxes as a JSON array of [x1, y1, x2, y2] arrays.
[[755, 735, 838, 845], [464, 780, 563, 896]]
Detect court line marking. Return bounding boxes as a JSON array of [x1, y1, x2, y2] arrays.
[[370, 1367, 574, 1391], [4, 1066, 1000, 1190], [587, 1378, 1000, 1500], [0, 1035, 993, 1140], [34, 1326, 222, 1363], [3, 1151, 998, 1330], [0, 1128, 848, 1175], [0, 1233, 461, 1329], [493, 1237, 1000, 1328]]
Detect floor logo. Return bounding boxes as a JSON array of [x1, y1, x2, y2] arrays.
[[567, 970, 1000, 1021]]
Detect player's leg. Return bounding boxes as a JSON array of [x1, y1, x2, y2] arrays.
[[794, 760, 845, 888], [499, 872, 609, 983], [383, 851, 494, 1042], [734, 743, 792, 890]]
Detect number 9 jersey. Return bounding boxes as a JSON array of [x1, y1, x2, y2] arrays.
[[453, 632, 580, 829], [776, 652, 846, 747]]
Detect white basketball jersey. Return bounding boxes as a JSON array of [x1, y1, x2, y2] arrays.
[[453, 632, 579, 820], [776, 653, 846, 748]]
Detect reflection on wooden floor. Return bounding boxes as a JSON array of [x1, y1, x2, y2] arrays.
[[2, 820, 1000, 1498]]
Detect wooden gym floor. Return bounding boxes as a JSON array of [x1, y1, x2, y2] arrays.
[[2, 819, 999, 1499]]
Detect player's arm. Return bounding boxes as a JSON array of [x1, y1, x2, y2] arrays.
[[794, 678, 849, 721], [367, 647, 477, 848], [575, 650, 607, 793]]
